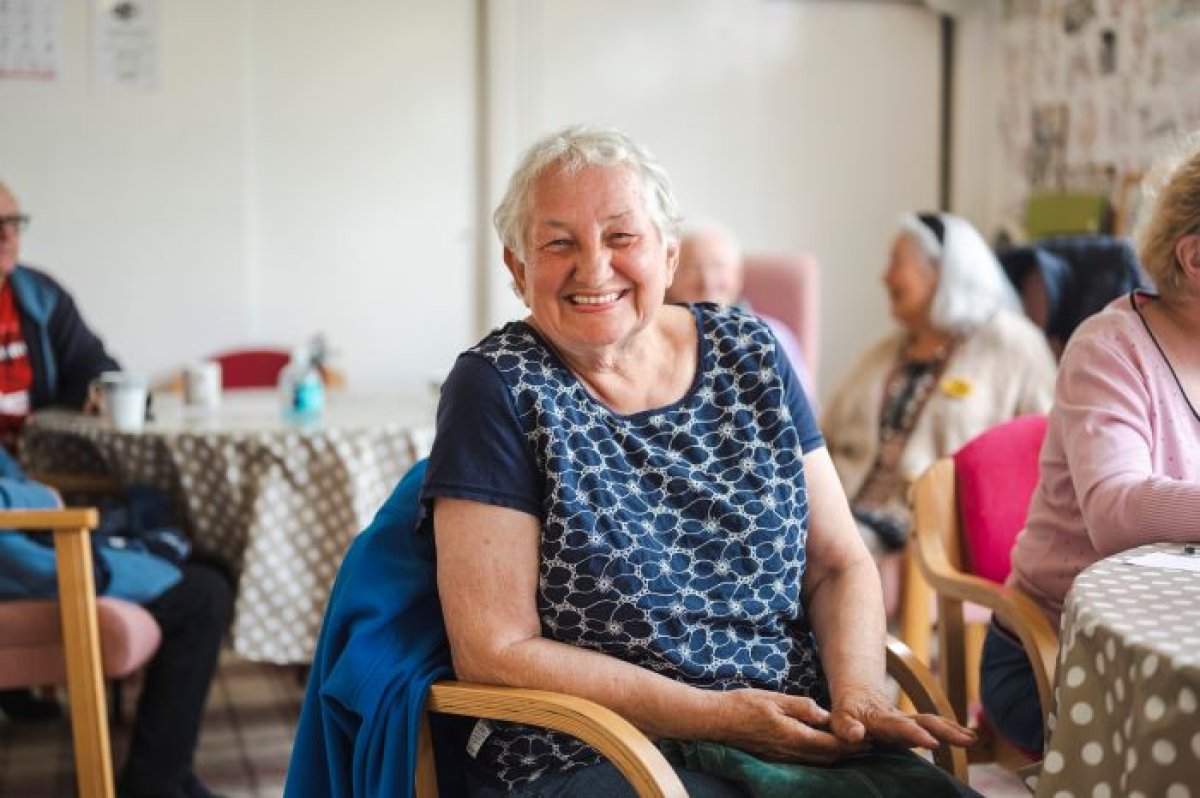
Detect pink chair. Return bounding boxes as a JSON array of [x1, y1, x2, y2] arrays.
[[910, 414, 1058, 766], [742, 253, 820, 389], [0, 502, 162, 798]]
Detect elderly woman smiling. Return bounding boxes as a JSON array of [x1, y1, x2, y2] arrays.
[[421, 126, 977, 797]]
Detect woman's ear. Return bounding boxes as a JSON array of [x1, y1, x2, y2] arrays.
[[1176, 234, 1200, 276], [664, 238, 681, 287], [503, 247, 530, 306]]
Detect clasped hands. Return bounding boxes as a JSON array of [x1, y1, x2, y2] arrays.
[[712, 686, 976, 765]]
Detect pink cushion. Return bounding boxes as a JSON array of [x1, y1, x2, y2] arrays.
[[952, 415, 1048, 585], [0, 597, 161, 688], [742, 253, 820, 385]]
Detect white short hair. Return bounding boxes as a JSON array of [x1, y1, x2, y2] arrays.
[[493, 125, 683, 262], [897, 212, 1019, 335]]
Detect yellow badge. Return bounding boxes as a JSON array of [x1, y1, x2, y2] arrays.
[[940, 376, 973, 399]]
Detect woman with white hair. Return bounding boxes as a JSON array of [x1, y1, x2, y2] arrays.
[[423, 128, 978, 796], [822, 213, 1056, 557]]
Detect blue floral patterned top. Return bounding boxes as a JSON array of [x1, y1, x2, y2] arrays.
[[422, 303, 828, 789]]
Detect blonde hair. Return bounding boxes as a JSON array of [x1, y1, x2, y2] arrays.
[[1136, 133, 1200, 298]]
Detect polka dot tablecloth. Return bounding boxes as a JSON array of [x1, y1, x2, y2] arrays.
[[1035, 542, 1200, 798], [21, 391, 435, 664]]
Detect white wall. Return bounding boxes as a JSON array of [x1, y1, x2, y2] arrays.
[[3, 1, 950, 396], [483, 0, 943, 395], [0, 0, 476, 390]]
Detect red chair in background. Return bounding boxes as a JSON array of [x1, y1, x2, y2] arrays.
[[210, 349, 292, 389], [196, 348, 345, 391]]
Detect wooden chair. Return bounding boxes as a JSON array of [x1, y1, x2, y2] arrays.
[[910, 415, 1058, 766], [0, 506, 116, 798], [413, 637, 970, 796]]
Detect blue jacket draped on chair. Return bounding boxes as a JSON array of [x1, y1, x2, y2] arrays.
[[285, 459, 468, 797]]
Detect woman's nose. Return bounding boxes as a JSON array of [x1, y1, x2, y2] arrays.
[[575, 243, 613, 285]]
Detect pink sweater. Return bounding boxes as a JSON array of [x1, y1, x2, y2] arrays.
[[1009, 292, 1200, 628]]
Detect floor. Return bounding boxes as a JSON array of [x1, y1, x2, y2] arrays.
[[0, 654, 1030, 797]]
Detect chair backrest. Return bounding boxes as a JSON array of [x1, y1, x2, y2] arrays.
[[741, 252, 820, 384], [210, 349, 292, 389], [952, 414, 1048, 585]]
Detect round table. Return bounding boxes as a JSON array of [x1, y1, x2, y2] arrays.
[[1036, 542, 1200, 798], [20, 390, 435, 664]]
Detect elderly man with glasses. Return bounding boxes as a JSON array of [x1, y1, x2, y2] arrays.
[[0, 182, 120, 450], [0, 181, 233, 798]]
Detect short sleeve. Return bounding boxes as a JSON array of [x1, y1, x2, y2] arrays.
[[773, 330, 824, 454], [420, 352, 542, 518]]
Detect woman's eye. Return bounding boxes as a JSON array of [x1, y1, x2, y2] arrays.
[[608, 233, 636, 246], [542, 239, 573, 251]]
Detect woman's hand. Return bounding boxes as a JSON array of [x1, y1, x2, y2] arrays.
[[829, 686, 977, 751], [711, 688, 870, 765]]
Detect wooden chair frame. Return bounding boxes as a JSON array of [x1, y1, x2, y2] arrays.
[[0, 507, 113, 798], [911, 458, 1059, 763], [414, 637, 969, 796]]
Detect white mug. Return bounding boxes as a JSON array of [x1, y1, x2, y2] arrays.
[[183, 360, 222, 409], [95, 371, 148, 432]]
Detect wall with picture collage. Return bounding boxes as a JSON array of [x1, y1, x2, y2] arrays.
[[995, 0, 1200, 232]]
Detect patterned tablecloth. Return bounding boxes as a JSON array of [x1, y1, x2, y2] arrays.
[[1036, 542, 1200, 798], [21, 390, 435, 664]]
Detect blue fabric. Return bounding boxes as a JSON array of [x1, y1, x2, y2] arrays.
[[979, 620, 1044, 753], [999, 235, 1146, 346], [285, 459, 469, 798], [0, 446, 180, 603], [9, 264, 121, 410], [423, 303, 827, 788]]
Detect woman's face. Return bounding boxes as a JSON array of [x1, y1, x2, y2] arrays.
[[883, 233, 939, 329], [506, 164, 678, 357]]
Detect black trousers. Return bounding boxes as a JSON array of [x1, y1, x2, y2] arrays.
[[117, 562, 233, 798]]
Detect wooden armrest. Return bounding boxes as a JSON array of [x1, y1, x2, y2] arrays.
[[886, 637, 970, 782], [0, 508, 100, 530], [425, 681, 686, 798], [26, 471, 122, 496]]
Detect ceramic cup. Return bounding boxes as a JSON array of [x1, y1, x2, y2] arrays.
[[183, 360, 222, 409], [94, 371, 148, 432]]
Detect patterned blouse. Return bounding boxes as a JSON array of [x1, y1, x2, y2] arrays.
[[422, 304, 828, 789]]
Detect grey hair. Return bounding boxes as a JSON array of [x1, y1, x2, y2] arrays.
[[1135, 132, 1200, 298], [680, 219, 743, 263], [493, 125, 683, 262], [898, 212, 1020, 335]]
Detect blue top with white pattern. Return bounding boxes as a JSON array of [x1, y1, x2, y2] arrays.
[[422, 303, 828, 789]]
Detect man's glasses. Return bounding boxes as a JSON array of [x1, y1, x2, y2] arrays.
[[0, 215, 30, 234]]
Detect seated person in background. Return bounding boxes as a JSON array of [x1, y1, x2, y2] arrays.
[[822, 212, 1056, 558], [425, 125, 976, 797], [0, 181, 120, 449], [665, 222, 816, 403], [0, 183, 231, 798], [983, 138, 1200, 753], [999, 235, 1145, 359], [0, 179, 121, 720]]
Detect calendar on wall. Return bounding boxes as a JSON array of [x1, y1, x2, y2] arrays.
[[0, 0, 62, 81]]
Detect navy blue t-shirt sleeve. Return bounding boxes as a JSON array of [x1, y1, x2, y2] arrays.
[[421, 352, 542, 518], [772, 328, 824, 454]]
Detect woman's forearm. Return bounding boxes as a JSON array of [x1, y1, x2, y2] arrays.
[[805, 557, 888, 705], [453, 631, 724, 740]]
